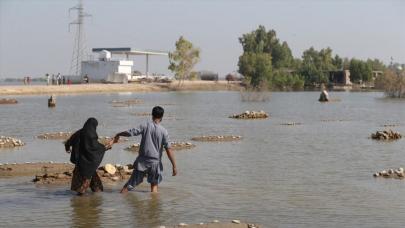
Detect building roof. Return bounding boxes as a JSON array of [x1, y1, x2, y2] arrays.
[[92, 47, 168, 56]]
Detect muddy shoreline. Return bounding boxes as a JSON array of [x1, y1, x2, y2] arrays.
[[0, 162, 132, 184], [0, 162, 74, 177]]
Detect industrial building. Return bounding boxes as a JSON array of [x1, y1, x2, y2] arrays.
[[80, 47, 169, 83]]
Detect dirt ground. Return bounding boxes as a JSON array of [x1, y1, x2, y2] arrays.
[[0, 162, 74, 177]]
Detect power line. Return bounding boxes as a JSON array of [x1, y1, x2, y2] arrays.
[[68, 0, 91, 76]]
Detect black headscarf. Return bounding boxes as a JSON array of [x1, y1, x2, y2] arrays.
[[77, 118, 106, 179]]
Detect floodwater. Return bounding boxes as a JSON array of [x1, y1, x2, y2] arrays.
[[0, 80, 45, 86], [1, 91, 405, 228]]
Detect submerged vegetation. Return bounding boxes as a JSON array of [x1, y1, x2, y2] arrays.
[[374, 66, 405, 98]]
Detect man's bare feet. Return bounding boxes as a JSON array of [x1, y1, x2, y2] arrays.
[[151, 184, 158, 193], [120, 187, 128, 194]]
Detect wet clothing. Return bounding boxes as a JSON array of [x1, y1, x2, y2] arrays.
[[71, 167, 103, 193], [125, 121, 170, 189], [126, 163, 163, 189], [65, 118, 107, 193], [76, 118, 106, 179]]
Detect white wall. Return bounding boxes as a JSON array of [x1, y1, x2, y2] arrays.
[[81, 60, 133, 82]]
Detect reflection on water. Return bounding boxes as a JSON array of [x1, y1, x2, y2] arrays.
[[125, 193, 163, 227], [1, 91, 405, 227], [71, 195, 102, 227]]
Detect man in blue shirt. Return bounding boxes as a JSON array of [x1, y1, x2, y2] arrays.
[[113, 106, 177, 193]]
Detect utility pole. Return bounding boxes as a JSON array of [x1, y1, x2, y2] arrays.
[[69, 0, 91, 77]]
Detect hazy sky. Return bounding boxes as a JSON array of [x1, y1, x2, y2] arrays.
[[0, 0, 404, 78]]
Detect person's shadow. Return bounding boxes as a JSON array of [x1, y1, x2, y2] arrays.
[[70, 194, 102, 227], [125, 192, 163, 227]]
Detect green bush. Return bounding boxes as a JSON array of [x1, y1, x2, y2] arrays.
[[271, 71, 305, 91]]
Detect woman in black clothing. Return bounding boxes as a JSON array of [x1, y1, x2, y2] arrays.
[[65, 118, 112, 195]]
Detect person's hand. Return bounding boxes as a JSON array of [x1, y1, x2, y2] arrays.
[[172, 167, 177, 176], [107, 139, 114, 147], [105, 140, 113, 150], [113, 135, 120, 143]]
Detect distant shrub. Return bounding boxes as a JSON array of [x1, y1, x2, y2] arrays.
[[374, 69, 405, 98], [240, 81, 270, 102]]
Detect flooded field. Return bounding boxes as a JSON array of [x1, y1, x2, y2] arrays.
[[1, 91, 405, 227]]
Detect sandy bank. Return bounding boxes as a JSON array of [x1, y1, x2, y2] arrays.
[[0, 81, 242, 96], [33, 164, 133, 185], [0, 162, 73, 177], [0, 162, 132, 185]]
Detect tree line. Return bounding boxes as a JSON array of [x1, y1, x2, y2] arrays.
[[237, 25, 399, 91], [168, 26, 404, 94]]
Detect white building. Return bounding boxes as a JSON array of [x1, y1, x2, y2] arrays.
[[81, 47, 169, 83]]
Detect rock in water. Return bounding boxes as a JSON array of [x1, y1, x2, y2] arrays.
[[229, 110, 269, 119], [48, 96, 56, 108], [371, 129, 402, 140], [104, 164, 116, 175], [0, 136, 25, 148], [374, 167, 405, 179], [0, 98, 18, 104], [123, 165, 132, 173], [191, 135, 242, 142], [319, 90, 329, 102], [111, 176, 119, 181]]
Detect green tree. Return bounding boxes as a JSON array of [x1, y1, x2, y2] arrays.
[[272, 70, 304, 90], [168, 36, 200, 85], [332, 54, 343, 69], [366, 58, 386, 71], [342, 57, 350, 70], [238, 52, 272, 89], [238, 25, 296, 90], [299, 47, 336, 85], [238, 25, 294, 69], [319, 48, 336, 70], [272, 41, 294, 68], [349, 58, 372, 83]]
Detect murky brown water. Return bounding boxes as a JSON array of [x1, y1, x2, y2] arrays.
[[1, 91, 405, 227]]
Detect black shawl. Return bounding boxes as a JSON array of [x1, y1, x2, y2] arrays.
[[65, 130, 80, 164], [68, 118, 106, 179]]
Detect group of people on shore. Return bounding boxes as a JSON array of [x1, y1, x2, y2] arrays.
[[23, 76, 32, 85], [46, 73, 72, 86], [65, 106, 177, 195]]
